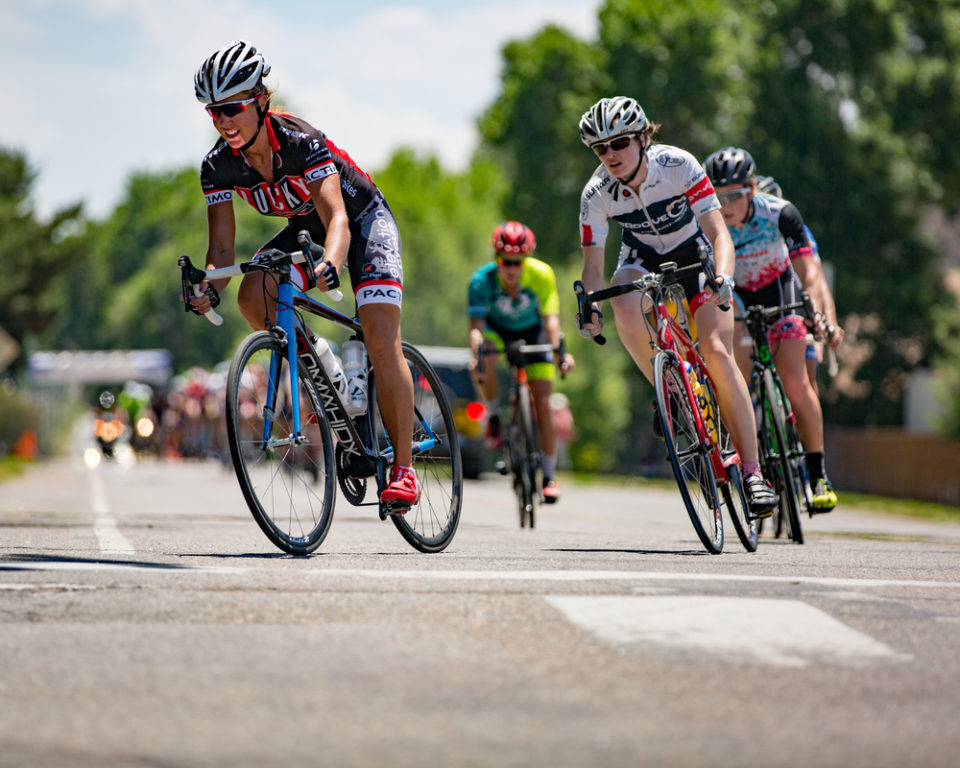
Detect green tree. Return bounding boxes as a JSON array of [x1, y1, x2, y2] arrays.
[[372, 148, 508, 348], [477, 0, 960, 463], [0, 148, 86, 367], [478, 25, 607, 265]]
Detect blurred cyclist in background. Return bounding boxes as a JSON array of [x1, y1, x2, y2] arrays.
[[468, 222, 575, 503]]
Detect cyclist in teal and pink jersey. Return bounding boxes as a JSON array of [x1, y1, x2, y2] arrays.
[[756, 175, 844, 393], [577, 97, 777, 515], [468, 222, 575, 502], [704, 148, 837, 511], [187, 40, 418, 508]]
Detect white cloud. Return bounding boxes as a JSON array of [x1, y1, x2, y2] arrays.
[[2, 0, 598, 219]]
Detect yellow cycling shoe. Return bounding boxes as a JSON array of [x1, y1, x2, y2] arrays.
[[810, 476, 838, 513]]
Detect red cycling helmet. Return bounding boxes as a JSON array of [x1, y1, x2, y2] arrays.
[[491, 221, 536, 255]]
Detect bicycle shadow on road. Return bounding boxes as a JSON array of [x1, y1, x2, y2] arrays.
[[547, 547, 717, 557], [0, 553, 194, 571]]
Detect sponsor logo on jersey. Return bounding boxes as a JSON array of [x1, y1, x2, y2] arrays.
[[204, 189, 233, 206], [356, 280, 403, 309], [685, 175, 715, 206], [581, 224, 595, 246], [656, 152, 685, 167], [305, 161, 338, 184]]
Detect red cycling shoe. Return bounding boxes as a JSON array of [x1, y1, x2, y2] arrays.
[[542, 478, 560, 504], [380, 465, 420, 510]]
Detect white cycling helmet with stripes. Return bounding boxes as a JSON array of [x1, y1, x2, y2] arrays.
[[578, 96, 649, 147], [194, 39, 271, 105]]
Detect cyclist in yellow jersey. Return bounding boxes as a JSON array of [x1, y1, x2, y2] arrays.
[[468, 222, 575, 502]]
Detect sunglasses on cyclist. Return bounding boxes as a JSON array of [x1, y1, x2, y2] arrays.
[[591, 136, 634, 156], [497, 258, 524, 268], [716, 187, 752, 205], [205, 96, 258, 120]]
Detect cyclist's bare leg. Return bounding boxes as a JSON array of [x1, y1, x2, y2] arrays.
[[530, 378, 556, 457], [610, 268, 655, 383], [733, 321, 753, 384], [358, 303, 414, 468], [237, 271, 277, 329], [774, 337, 824, 453], [694, 302, 761, 466]]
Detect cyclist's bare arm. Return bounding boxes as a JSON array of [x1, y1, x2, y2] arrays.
[[698, 209, 736, 299], [814, 262, 844, 348], [544, 313, 575, 373], [307, 175, 350, 291], [579, 245, 606, 335], [468, 318, 487, 366], [189, 202, 236, 315]]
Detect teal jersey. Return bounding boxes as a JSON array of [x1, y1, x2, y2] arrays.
[[467, 258, 560, 333]]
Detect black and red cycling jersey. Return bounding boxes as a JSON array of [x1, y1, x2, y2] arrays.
[[199, 112, 405, 306], [200, 112, 379, 223]]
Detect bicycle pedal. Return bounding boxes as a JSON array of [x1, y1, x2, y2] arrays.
[[380, 501, 411, 517]]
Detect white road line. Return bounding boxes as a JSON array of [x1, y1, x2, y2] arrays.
[[546, 595, 913, 667], [1, 562, 958, 592], [88, 468, 136, 555]]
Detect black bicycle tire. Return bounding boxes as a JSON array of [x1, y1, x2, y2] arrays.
[[372, 342, 463, 552], [777, 376, 811, 520], [225, 331, 337, 555], [700, 373, 758, 552], [518, 382, 538, 529], [654, 352, 723, 554], [512, 404, 533, 528], [762, 368, 804, 544]]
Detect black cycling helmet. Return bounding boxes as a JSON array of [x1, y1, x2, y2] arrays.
[[703, 147, 757, 187]]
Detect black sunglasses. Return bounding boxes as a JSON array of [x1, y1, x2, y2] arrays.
[[591, 135, 634, 156], [205, 96, 258, 120], [498, 258, 524, 268]]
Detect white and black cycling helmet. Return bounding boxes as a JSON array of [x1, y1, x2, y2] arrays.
[[578, 96, 649, 147], [703, 147, 757, 187], [756, 175, 783, 197], [194, 39, 271, 105]]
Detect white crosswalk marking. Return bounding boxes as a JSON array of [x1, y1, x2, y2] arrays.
[[547, 595, 913, 668]]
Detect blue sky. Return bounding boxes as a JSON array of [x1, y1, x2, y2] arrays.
[[2, 0, 599, 219]]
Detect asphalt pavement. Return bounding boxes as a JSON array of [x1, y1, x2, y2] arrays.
[[1, 453, 958, 768]]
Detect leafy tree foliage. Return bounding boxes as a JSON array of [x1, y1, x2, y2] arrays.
[[477, 0, 960, 458], [0, 149, 85, 367]]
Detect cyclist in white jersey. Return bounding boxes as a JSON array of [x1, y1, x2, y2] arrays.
[[577, 96, 777, 515], [705, 148, 837, 512]]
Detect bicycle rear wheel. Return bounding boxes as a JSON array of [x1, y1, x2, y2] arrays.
[[369, 343, 463, 552], [762, 368, 803, 544], [700, 374, 758, 552], [654, 353, 723, 554], [225, 331, 337, 555]]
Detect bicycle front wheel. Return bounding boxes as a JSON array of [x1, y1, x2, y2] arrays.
[[762, 368, 803, 544], [370, 343, 463, 552], [225, 331, 337, 555], [654, 353, 723, 554], [517, 383, 538, 529]]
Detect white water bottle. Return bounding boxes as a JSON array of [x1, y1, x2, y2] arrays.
[[341, 339, 368, 416], [313, 337, 347, 401]]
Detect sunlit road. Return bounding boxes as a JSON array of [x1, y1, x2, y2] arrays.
[[1, 454, 959, 768]]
